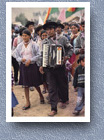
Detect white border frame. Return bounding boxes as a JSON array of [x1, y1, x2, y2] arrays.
[[6, 2, 90, 122]]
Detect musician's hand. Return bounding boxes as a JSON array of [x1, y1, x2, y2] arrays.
[[39, 66, 44, 74], [25, 60, 31, 67], [22, 58, 26, 62]]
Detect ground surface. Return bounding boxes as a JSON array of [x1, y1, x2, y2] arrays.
[[13, 81, 84, 117]]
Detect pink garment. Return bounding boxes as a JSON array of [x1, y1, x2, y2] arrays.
[[21, 42, 32, 62], [69, 53, 76, 64]]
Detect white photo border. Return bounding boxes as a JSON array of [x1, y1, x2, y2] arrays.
[[6, 2, 90, 122]]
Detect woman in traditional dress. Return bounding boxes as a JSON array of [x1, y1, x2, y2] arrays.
[[15, 29, 44, 110]]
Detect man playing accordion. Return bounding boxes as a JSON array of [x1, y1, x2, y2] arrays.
[[39, 21, 73, 116]]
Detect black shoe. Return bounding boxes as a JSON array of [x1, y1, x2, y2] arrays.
[[29, 87, 34, 91], [40, 100, 45, 104], [15, 81, 19, 86], [22, 105, 30, 110], [73, 110, 80, 115]]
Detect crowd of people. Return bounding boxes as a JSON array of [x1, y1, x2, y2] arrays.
[[11, 19, 85, 116]]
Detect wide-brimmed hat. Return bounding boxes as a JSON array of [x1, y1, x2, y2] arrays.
[[63, 22, 69, 26], [77, 54, 85, 64], [57, 21, 64, 29], [25, 21, 34, 28], [35, 25, 43, 34], [43, 21, 58, 30]]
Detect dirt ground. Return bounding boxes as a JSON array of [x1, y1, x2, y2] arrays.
[[13, 81, 84, 117]]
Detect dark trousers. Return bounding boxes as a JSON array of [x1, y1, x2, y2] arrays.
[[45, 65, 69, 112], [12, 57, 19, 82]]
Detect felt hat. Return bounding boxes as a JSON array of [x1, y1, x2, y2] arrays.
[[63, 22, 69, 26], [43, 21, 57, 30], [57, 21, 64, 29], [25, 21, 34, 28]]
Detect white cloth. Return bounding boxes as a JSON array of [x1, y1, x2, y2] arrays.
[[21, 41, 33, 63]]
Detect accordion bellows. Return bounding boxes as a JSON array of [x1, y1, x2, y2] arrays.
[[42, 44, 63, 68]]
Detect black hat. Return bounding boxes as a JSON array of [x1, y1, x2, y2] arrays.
[[35, 25, 43, 34], [77, 54, 85, 64], [25, 21, 34, 28], [63, 22, 69, 26], [57, 21, 64, 29], [43, 21, 58, 30], [46, 20, 52, 23]]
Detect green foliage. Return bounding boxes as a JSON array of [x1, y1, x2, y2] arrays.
[[15, 13, 28, 26]]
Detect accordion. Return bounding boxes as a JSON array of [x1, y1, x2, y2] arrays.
[[42, 44, 63, 67]]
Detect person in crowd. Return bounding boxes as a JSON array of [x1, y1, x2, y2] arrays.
[[15, 29, 45, 110], [39, 21, 73, 116], [13, 27, 26, 48], [25, 21, 35, 40], [56, 21, 73, 82], [70, 23, 80, 51], [65, 59, 72, 82], [73, 54, 85, 115], [68, 23, 81, 66], [25, 21, 35, 91], [12, 27, 26, 85], [11, 24, 16, 46], [63, 22, 71, 41], [41, 30, 48, 40], [56, 21, 64, 38], [12, 71, 18, 116], [34, 27, 48, 94], [35, 25, 43, 51], [74, 21, 85, 55], [40, 30, 48, 94]]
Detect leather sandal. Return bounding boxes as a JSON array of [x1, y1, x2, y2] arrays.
[[48, 110, 57, 116]]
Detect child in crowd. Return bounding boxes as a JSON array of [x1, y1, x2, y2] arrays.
[[73, 54, 85, 115]]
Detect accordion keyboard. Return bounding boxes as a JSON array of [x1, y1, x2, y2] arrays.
[[43, 44, 49, 67]]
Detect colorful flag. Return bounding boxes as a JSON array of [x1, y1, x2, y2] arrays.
[[58, 9, 66, 22], [38, 16, 44, 25], [44, 8, 59, 23], [50, 8, 59, 15], [66, 8, 84, 18]]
